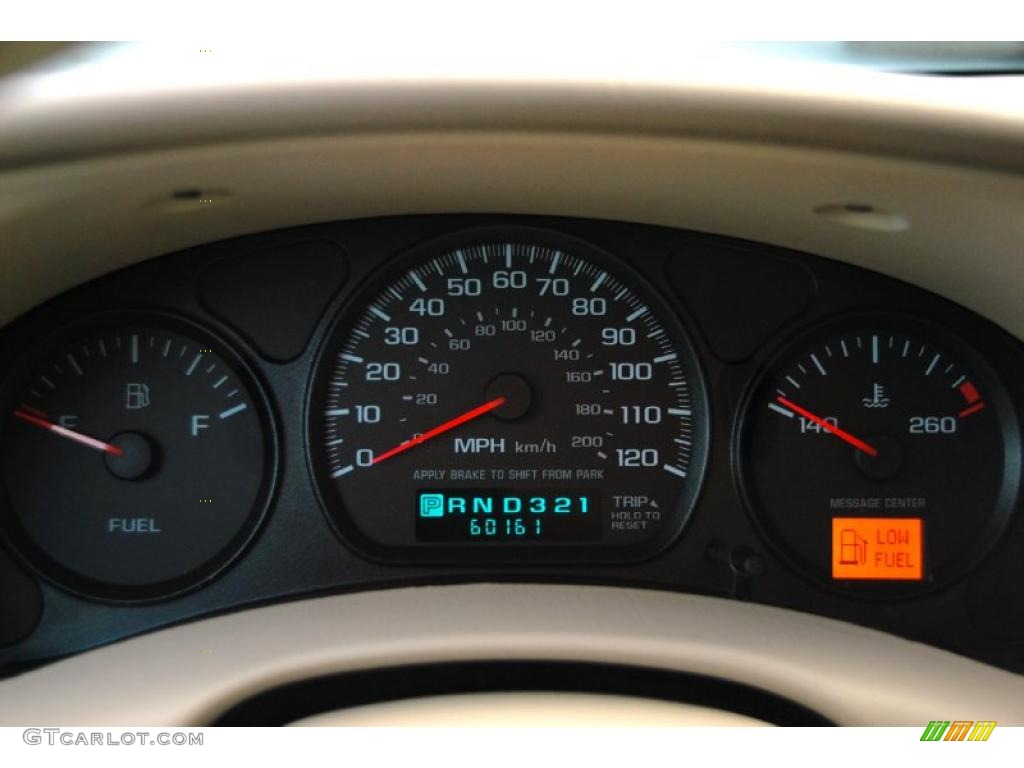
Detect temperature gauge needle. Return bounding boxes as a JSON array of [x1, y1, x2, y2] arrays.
[[775, 396, 879, 458], [12, 408, 124, 456], [371, 396, 506, 465]]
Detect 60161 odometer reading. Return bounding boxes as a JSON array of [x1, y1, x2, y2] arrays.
[[308, 230, 709, 561], [415, 490, 600, 542]]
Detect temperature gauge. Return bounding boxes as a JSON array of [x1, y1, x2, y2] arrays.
[[740, 315, 1019, 594]]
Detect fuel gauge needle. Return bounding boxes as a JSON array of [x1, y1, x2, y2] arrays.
[[775, 396, 878, 458], [12, 408, 124, 456], [371, 396, 506, 465]]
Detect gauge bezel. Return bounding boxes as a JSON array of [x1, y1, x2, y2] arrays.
[[0, 309, 280, 603], [735, 311, 1022, 599], [306, 225, 712, 564]]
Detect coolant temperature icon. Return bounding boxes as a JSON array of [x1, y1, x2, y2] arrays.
[[862, 383, 890, 409]]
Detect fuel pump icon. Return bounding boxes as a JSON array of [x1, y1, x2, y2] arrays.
[[839, 529, 867, 565]]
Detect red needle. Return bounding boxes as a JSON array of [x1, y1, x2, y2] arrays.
[[371, 396, 506, 465], [12, 409, 124, 457], [776, 396, 879, 458]]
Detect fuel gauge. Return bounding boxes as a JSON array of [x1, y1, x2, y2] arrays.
[[0, 314, 275, 601]]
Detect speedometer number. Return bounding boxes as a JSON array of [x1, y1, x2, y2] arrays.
[[309, 233, 709, 561]]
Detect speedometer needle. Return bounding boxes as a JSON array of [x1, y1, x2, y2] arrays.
[[775, 396, 878, 457], [371, 396, 506, 465], [12, 408, 125, 456]]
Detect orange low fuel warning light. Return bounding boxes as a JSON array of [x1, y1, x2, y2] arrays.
[[831, 517, 923, 581]]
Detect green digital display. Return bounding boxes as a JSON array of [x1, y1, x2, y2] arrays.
[[415, 490, 600, 542]]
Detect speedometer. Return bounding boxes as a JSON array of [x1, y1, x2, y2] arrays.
[[308, 229, 709, 561]]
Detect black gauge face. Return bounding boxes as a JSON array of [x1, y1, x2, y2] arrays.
[[741, 317, 1019, 593], [309, 232, 709, 561], [0, 315, 274, 600]]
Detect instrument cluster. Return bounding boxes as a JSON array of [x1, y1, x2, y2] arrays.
[[1, 214, 1022, 674]]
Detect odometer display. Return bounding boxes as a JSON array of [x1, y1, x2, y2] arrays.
[[309, 231, 709, 561], [415, 490, 599, 542]]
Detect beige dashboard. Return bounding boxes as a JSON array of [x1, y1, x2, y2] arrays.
[[1, 44, 1023, 725]]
